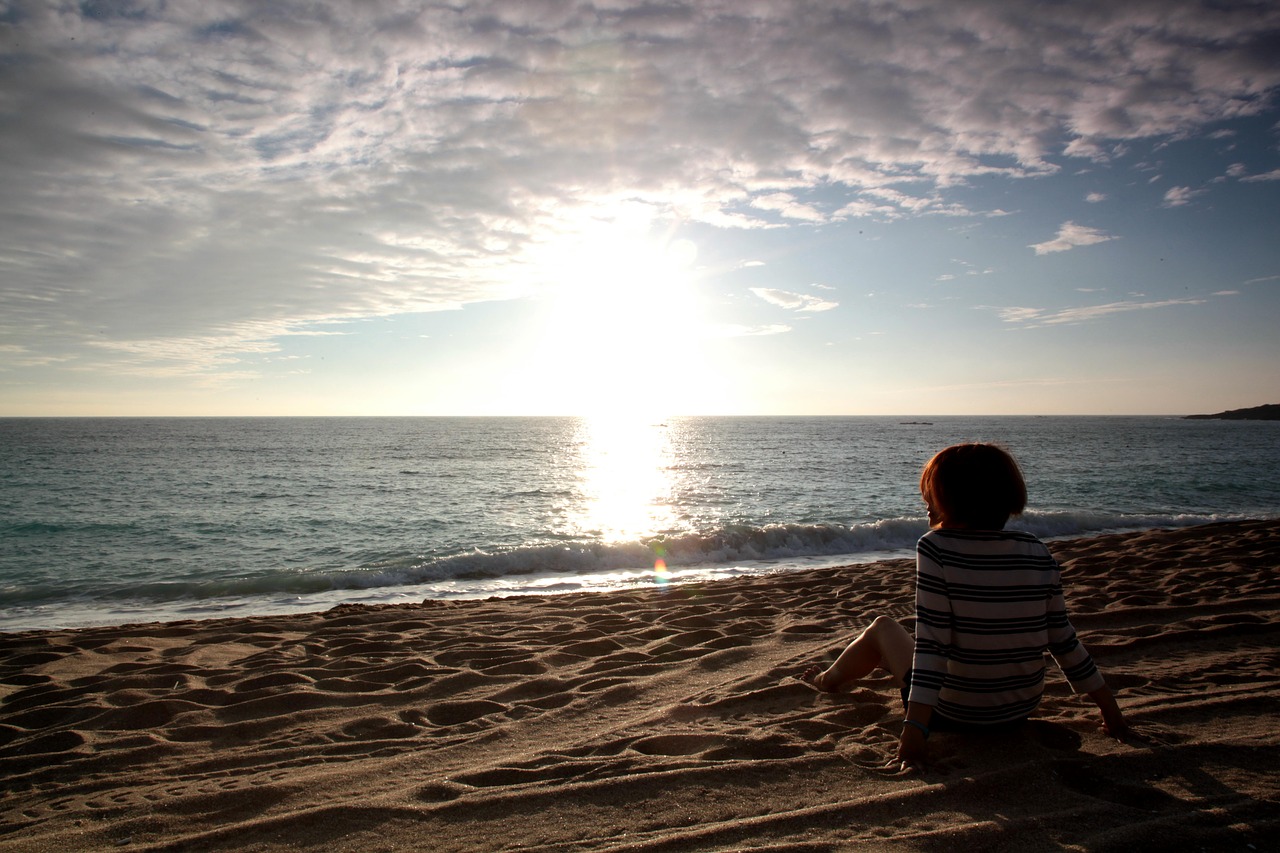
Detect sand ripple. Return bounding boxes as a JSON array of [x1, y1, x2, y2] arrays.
[[1, 519, 1277, 851]]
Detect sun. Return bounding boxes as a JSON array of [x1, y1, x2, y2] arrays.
[[524, 203, 718, 418]]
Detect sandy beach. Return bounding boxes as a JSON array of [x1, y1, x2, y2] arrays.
[[2, 519, 1277, 852]]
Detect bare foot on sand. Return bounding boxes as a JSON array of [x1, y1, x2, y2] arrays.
[[800, 665, 840, 692]]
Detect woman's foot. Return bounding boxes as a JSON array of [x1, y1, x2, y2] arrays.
[[800, 665, 840, 692]]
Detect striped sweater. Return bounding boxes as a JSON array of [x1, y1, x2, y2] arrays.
[[907, 528, 1105, 725]]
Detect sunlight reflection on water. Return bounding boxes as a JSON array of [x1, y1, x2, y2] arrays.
[[574, 415, 677, 545]]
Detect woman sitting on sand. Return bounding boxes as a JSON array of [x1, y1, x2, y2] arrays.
[[803, 443, 1130, 770]]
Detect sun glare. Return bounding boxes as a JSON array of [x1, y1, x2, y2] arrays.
[[573, 414, 676, 544], [526, 204, 717, 418]]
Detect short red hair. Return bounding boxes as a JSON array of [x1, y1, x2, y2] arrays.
[[919, 443, 1027, 530]]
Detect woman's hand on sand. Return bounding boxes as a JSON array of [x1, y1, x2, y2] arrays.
[[1090, 686, 1131, 741], [1102, 719, 1176, 747], [1101, 715, 1132, 741], [894, 728, 928, 773], [1098, 703, 1138, 742]]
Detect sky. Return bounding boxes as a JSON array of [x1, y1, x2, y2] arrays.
[[1, 0, 1278, 417]]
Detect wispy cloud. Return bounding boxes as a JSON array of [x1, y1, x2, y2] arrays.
[[750, 288, 839, 313], [711, 324, 792, 338], [996, 298, 1206, 327], [750, 193, 827, 223], [1029, 222, 1117, 255], [1, 0, 1278, 378], [913, 376, 1129, 394], [1163, 186, 1205, 207]]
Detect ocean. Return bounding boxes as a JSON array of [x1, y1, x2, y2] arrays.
[[2, 416, 1277, 632]]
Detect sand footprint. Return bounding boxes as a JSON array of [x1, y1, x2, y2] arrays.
[[333, 715, 420, 741], [424, 699, 510, 727], [628, 733, 723, 756], [364, 660, 448, 688], [489, 675, 574, 703], [683, 678, 803, 712], [91, 698, 207, 731], [435, 646, 540, 669]]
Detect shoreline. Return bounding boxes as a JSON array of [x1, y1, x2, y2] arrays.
[[3, 518, 1278, 851], [5, 516, 1269, 636]]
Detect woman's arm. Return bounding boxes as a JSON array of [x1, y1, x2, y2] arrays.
[[899, 537, 952, 770], [1088, 685, 1130, 739], [908, 537, 954, 707]]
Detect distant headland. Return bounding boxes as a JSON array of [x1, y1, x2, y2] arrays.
[[1185, 404, 1280, 421]]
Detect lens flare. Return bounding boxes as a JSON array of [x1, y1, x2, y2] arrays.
[[652, 545, 670, 587]]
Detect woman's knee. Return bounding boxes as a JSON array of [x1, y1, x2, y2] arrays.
[[868, 615, 901, 634]]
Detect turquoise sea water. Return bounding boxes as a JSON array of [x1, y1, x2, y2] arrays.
[[2, 416, 1278, 631]]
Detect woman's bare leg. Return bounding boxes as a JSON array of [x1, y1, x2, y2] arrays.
[[803, 616, 914, 692]]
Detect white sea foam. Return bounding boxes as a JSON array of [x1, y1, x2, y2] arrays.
[[2, 416, 1277, 631]]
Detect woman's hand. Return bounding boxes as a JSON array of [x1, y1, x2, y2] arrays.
[[1101, 709, 1132, 740], [1089, 686, 1131, 740], [895, 725, 928, 772]]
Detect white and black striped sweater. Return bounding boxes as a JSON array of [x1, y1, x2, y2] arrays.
[[908, 528, 1105, 725]]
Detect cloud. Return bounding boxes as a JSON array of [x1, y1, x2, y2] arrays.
[[1029, 222, 1118, 255], [841, 188, 975, 220], [711, 323, 792, 338], [834, 198, 906, 219], [1, 0, 1278, 377], [750, 288, 839, 313], [996, 298, 1206, 327], [750, 193, 827, 222], [1241, 169, 1280, 182], [1085, 192, 1107, 203], [914, 376, 1128, 394], [1163, 186, 1205, 207]]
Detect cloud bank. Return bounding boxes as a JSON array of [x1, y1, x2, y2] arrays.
[[1, 0, 1278, 374]]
